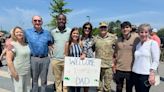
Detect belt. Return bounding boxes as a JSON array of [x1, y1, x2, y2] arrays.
[[31, 55, 48, 58]]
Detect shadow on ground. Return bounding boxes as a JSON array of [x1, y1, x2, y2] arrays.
[[45, 84, 116, 92], [160, 77, 164, 82]]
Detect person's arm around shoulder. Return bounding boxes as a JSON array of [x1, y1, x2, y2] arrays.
[[0, 48, 6, 61], [112, 41, 118, 74], [79, 41, 86, 60], [64, 41, 69, 56], [6, 44, 19, 81], [47, 30, 54, 46]]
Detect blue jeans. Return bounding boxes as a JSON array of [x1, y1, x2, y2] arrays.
[[31, 56, 50, 92]]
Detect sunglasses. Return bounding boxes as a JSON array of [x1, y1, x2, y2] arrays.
[[99, 26, 107, 30], [84, 27, 91, 30], [100, 26, 107, 29], [33, 20, 42, 22]]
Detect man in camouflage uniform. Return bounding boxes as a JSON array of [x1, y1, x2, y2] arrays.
[[94, 22, 117, 92]]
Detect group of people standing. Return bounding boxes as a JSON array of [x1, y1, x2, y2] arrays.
[[113, 22, 160, 92], [3, 13, 160, 92]]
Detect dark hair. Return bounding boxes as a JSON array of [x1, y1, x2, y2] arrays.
[[121, 21, 132, 29], [81, 22, 93, 40], [56, 14, 67, 20], [68, 27, 80, 54]]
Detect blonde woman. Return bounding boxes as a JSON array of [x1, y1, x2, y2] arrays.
[[132, 24, 160, 92], [6, 26, 31, 92]]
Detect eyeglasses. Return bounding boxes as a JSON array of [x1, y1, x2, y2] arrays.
[[100, 26, 107, 29], [33, 20, 42, 22], [84, 27, 91, 30]]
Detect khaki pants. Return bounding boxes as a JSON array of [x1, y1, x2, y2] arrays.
[[97, 68, 112, 92], [51, 59, 68, 92]]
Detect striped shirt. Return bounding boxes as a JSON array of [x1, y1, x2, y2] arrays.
[[69, 43, 82, 57]]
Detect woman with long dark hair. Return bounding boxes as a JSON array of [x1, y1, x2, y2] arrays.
[[81, 22, 95, 92], [64, 27, 83, 92]]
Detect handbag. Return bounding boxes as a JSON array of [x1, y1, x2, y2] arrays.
[[150, 41, 160, 86]]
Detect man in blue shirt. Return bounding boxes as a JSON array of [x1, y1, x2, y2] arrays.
[[25, 15, 54, 92]]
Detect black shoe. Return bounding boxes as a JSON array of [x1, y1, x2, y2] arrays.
[[0, 64, 3, 67], [53, 83, 56, 91]]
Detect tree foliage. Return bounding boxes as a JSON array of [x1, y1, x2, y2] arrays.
[[92, 28, 99, 36], [108, 20, 122, 37], [157, 28, 164, 37], [0, 30, 9, 34], [48, 0, 72, 29]]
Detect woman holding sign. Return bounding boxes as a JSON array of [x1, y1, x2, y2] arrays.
[[81, 22, 95, 92], [64, 27, 85, 92]]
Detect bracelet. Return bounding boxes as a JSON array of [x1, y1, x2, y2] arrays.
[[149, 72, 154, 76]]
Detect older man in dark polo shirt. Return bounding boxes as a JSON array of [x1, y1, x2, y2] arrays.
[[25, 15, 54, 92], [113, 21, 139, 92]]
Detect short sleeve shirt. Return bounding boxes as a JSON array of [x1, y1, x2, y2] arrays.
[[82, 37, 95, 58], [25, 28, 54, 56], [51, 27, 71, 60], [11, 41, 31, 75]]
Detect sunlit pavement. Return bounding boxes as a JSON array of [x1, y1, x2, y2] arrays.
[[0, 60, 164, 92]]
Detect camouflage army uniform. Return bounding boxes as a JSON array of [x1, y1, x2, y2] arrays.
[[94, 32, 117, 92]]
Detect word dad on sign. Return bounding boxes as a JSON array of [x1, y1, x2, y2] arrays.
[[63, 56, 101, 86]]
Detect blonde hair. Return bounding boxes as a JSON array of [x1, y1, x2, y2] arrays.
[[11, 26, 26, 43], [138, 23, 152, 33], [138, 23, 152, 38]]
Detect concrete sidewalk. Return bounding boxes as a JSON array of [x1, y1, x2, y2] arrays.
[[0, 60, 164, 92]]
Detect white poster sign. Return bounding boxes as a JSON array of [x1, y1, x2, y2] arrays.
[[63, 56, 101, 86]]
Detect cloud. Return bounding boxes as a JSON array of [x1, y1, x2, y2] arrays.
[[0, 17, 7, 24], [3, 7, 40, 21], [68, 9, 92, 18], [94, 11, 161, 22], [91, 11, 164, 28], [0, 7, 50, 30]]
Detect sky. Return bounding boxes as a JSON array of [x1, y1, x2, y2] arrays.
[[0, 0, 164, 31]]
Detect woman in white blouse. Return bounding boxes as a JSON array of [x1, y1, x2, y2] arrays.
[[132, 24, 160, 92]]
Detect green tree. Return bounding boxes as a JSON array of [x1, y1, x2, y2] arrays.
[[157, 28, 164, 37], [92, 28, 99, 36], [0, 30, 8, 34], [108, 20, 122, 37], [48, 0, 72, 29]]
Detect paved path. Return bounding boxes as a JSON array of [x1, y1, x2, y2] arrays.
[[0, 60, 164, 92]]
